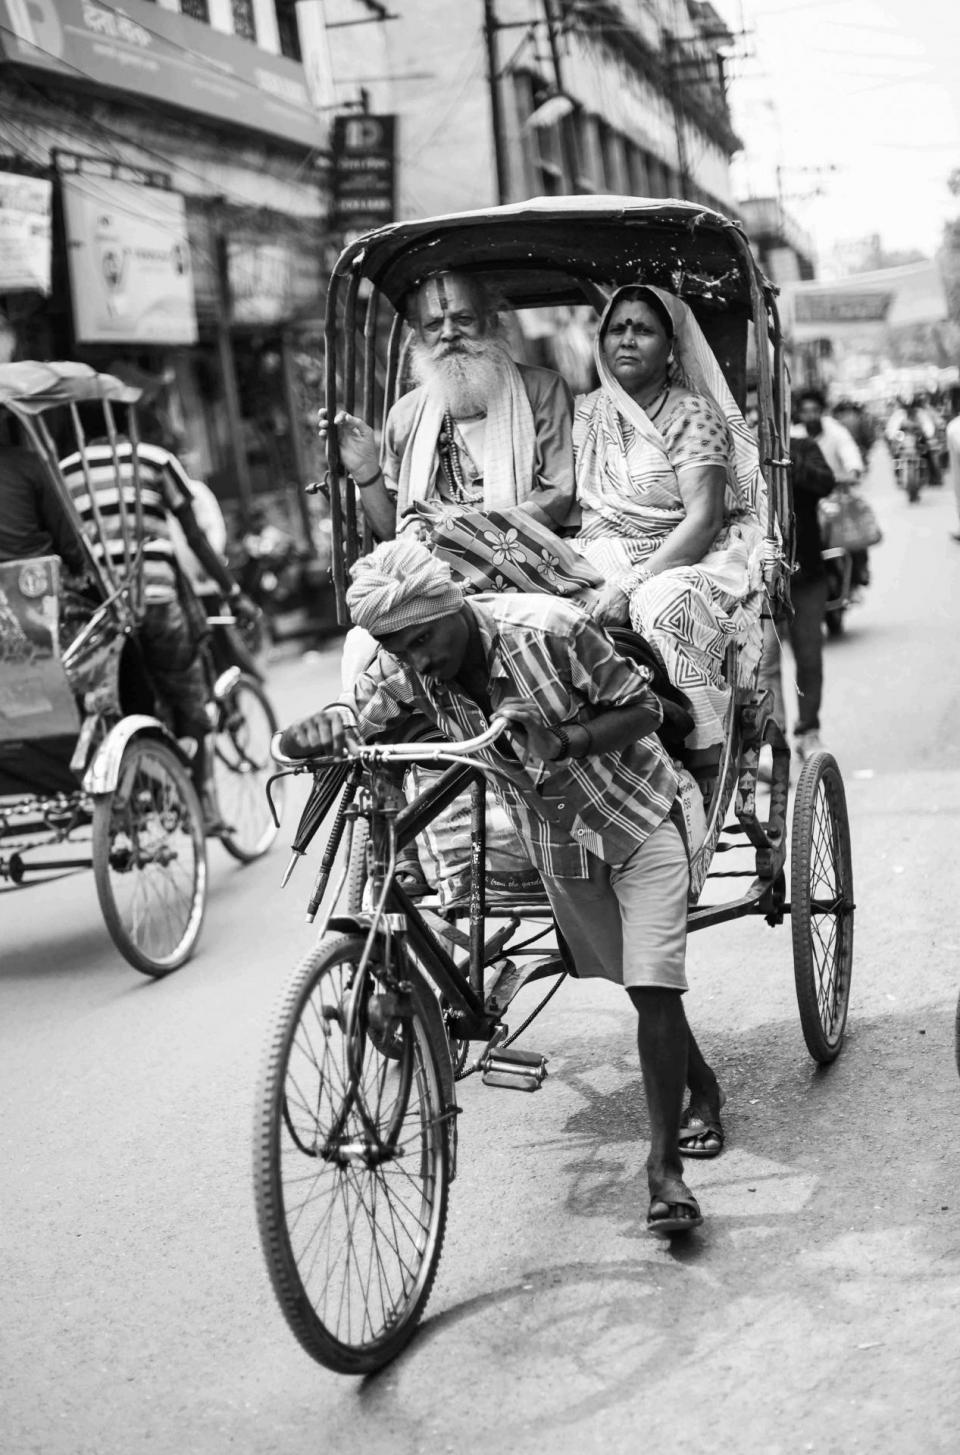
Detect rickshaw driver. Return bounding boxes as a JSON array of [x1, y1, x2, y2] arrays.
[[318, 269, 576, 542], [59, 426, 259, 834], [281, 537, 726, 1238]]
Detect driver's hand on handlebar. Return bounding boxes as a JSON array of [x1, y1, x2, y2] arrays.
[[278, 710, 360, 760], [317, 407, 380, 481], [496, 698, 560, 766]]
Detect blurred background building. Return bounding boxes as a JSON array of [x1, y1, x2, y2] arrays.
[[0, 0, 753, 633]]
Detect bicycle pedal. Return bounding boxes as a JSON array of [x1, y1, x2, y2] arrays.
[[481, 1046, 548, 1092]]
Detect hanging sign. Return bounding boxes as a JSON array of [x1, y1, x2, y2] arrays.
[[61, 175, 198, 345], [331, 114, 396, 236]]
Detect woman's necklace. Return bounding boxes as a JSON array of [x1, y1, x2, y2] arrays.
[[640, 379, 671, 422]]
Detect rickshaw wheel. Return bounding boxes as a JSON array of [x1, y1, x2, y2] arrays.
[[213, 674, 283, 863], [254, 933, 454, 1375], [92, 737, 207, 977], [790, 751, 854, 1063]]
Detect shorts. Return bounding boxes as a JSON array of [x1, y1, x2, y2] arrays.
[[539, 814, 689, 992]]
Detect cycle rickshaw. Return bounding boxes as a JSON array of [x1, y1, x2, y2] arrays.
[[253, 197, 855, 1373], [0, 362, 283, 976]]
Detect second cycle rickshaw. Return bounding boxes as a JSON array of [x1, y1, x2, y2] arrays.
[[0, 363, 283, 975], [252, 197, 855, 1374]]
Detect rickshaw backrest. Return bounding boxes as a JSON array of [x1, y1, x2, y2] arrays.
[[0, 555, 81, 795]]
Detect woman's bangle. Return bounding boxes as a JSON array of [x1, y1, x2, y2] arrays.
[[352, 466, 383, 489]]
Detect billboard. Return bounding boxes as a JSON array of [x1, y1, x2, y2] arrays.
[[61, 175, 198, 345], [0, 0, 321, 149], [0, 173, 52, 294]]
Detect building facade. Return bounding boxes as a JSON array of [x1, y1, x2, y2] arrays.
[[0, 0, 328, 545], [314, 0, 740, 221], [0, 0, 745, 526]]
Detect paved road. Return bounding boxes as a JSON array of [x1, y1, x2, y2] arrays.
[[2, 448, 959, 1454]]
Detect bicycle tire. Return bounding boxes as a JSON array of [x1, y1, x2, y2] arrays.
[[214, 675, 284, 863], [254, 932, 455, 1374], [345, 816, 370, 913], [92, 737, 207, 977], [790, 752, 854, 1063]]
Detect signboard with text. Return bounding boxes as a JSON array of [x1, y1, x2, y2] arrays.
[[0, 0, 321, 150], [794, 291, 893, 325], [62, 175, 197, 345], [331, 114, 396, 236], [227, 236, 323, 326], [0, 173, 52, 294]]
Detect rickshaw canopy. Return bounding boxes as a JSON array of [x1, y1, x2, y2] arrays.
[[332, 194, 771, 315], [0, 361, 141, 414]]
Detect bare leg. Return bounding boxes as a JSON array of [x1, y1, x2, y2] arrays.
[[628, 986, 703, 1232]]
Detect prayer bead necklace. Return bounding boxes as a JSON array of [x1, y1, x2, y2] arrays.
[[439, 411, 482, 503]]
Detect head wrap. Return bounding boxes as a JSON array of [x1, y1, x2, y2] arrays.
[[346, 537, 464, 637]]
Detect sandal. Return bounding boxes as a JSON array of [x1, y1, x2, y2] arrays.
[[646, 1185, 703, 1238], [678, 1088, 726, 1159]]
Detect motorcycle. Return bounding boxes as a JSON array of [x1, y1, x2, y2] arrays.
[[890, 428, 928, 503], [820, 530, 855, 637], [817, 483, 879, 637], [233, 510, 336, 645]]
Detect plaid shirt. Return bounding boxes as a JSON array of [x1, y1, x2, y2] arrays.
[[347, 594, 679, 878]]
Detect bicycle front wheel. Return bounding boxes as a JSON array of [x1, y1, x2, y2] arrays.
[[214, 674, 283, 862], [254, 933, 454, 1374]]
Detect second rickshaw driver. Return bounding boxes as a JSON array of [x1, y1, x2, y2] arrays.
[[280, 536, 726, 1237]]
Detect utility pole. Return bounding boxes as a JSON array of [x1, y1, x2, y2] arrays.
[[664, 36, 691, 199], [541, 0, 577, 193], [483, 0, 508, 204]]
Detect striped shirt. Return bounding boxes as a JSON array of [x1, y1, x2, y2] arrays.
[[348, 593, 679, 878], [59, 441, 195, 603]]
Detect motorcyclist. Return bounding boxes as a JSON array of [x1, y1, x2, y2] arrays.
[[796, 388, 870, 590], [884, 395, 942, 485]]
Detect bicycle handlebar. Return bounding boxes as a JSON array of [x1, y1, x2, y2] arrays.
[[270, 715, 510, 770]]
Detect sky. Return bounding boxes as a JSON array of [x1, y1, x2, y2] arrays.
[[714, 0, 960, 265]]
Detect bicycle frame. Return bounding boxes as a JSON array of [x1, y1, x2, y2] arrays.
[[272, 699, 790, 1057], [273, 722, 565, 1048]]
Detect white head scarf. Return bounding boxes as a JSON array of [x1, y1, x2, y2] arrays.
[[595, 284, 766, 524]]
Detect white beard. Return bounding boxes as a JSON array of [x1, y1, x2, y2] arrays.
[[410, 336, 508, 418]]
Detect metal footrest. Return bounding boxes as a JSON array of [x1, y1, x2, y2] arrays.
[[481, 1045, 548, 1092], [483, 956, 566, 1015]]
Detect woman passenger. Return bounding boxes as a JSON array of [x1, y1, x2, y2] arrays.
[[573, 284, 767, 799]]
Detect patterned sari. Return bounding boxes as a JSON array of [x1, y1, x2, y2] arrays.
[[573, 286, 767, 752]]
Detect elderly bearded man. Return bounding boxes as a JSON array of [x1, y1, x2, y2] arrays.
[[318, 270, 576, 541], [280, 537, 726, 1238]]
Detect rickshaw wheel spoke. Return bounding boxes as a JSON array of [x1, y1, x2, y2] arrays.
[[790, 752, 854, 1063], [254, 933, 454, 1375], [92, 738, 207, 977], [212, 675, 283, 863]]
